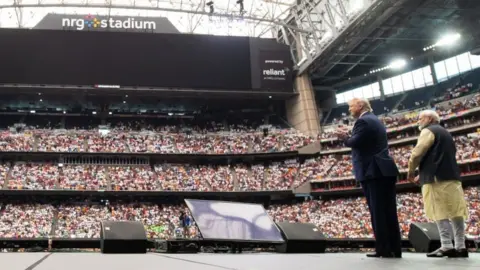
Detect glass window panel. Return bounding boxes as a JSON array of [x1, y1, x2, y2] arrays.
[[456, 53, 472, 73], [336, 93, 345, 104], [343, 90, 354, 102], [372, 82, 381, 97], [401, 72, 415, 91], [469, 53, 480, 69], [362, 85, 373, 99], [391, 75, 404, 93], [412, 67, 426, 88], [434, 61, 448, 82], [382, 79, 393, 95], [445, 57, 460, 77], [423, 66, 434, 86], [353, 87, 363, 98]]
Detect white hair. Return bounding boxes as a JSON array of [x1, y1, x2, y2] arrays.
[[419, 110, 440, 123], [349, 98, 373, 112]]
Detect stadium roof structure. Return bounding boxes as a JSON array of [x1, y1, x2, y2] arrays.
[[2, 0, 479, 90], [0, 0, 374, 47], [0, 0, 300, 37], [300, 0, 480, 88]]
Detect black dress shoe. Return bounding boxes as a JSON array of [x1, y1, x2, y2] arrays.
[[426, 248, 457, 258], [366, 253, 383, 258], [366, 253, 392, 258], [456, 249, 469, 258], [392, 252, 402, 258]]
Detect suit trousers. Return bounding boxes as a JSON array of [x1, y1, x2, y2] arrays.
[[361, 177, 402, 255]]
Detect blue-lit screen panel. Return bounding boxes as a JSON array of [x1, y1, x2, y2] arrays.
[[185, 199, 285, 242]]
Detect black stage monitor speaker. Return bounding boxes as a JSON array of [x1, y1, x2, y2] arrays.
[[408, 222, 442, 253], [275, 222, 326, 253], [100, 221, 147, 254]]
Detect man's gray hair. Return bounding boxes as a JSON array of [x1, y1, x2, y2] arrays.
[[349, 98, 373, 113], [419, 109, 441, 123]]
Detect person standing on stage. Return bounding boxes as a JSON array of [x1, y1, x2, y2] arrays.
[[179, 211, 191, 238], [407, 110, 469, 258], [335, 98, 402, 258]]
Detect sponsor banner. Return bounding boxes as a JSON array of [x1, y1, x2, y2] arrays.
[[259, 50, 293, 91], [34, 13, 179, 34]]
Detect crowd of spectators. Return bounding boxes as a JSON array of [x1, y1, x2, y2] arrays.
[[155, 164, 209, 191], [0, 186, 477, 239], [0, 132, 478, 191], [264, 160, 298, 190], [236, 165, 263, 191], [59, 165, 108, 190], [110, 166, 159, 191], [321, 91, 480, 142], [0, 131, 34, 152], [7, 163, 59, 190], [0, 80, 478, 245], [0, 203, 54, 238], [0, 90, 477, 156], [0, 124, 313, 154], [268, 186, 479, 239]]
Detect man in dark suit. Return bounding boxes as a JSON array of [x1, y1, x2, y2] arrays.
[[336, 98, 402, 258]]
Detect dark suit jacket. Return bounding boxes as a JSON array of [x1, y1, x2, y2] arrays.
[[344, 112, 399, 182]]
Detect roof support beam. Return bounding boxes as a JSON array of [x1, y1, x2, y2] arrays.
[[275, 0, 380, 74], [0, 2, 308, 33]]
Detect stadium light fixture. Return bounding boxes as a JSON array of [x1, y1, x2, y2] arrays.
[[436, 33, 461, 47], [369, 59, 407, 74], [423, 33, 461, 51], [388, 59, 407, 70], [236, 0, 245, 14], [206, 1, 214, 14]]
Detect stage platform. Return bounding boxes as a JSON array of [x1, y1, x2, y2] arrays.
[[2, 252, 479, 270]]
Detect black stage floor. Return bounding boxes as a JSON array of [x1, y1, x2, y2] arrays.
[[2, 252, 478, 270]]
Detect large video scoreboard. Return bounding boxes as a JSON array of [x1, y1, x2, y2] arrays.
[[0, 29, 293, 92]]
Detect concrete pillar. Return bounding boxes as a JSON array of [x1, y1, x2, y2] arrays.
[[377, 74, 385, 101], [428, 55, 439, 85], [285, 73, 321, 137]]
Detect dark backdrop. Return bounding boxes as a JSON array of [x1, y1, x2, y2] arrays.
[[0, 29, 252, 90]]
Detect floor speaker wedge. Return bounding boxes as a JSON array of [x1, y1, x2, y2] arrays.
[[408, 222, 442, 253], [100, 221, 147, 254], [275, 222, 326, 253]]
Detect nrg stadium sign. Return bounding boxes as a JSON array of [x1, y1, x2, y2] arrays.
[[33, 14, 179, 34], [62, 15, 156, 31]]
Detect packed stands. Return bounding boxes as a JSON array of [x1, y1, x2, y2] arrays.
[[0, 186, 477, 239], [0, 203, 55, 238], [154, 164, 210, 191], [59, 165, 109, 190], [0, 72, 478, 248], [0, 128, 478, 192], [236, 165, 262, 191], [8, 163, 59, 190]]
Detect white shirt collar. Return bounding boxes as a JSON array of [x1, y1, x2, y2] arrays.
[[360, 111, 368, 117]]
